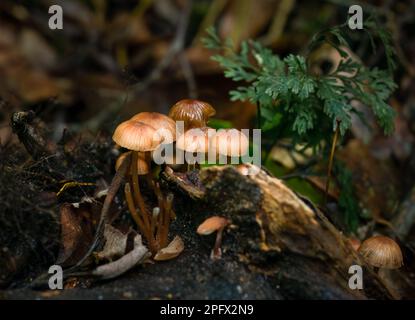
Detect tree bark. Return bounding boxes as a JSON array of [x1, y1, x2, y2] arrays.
[[161, 164, 397, 299]]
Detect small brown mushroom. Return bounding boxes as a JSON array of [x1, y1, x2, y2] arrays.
[[358, 235, 403, 271], [113, 120, 162, 152], [169, 99, 216, 130], [210, 128, 249, 164], [130, 112, 176, 144], [197, 216, 230, 260], [176, 127, 214, 170], [128, 113, 174, 190]]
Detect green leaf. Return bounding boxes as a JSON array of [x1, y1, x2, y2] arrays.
[[202, 23, 397, 146]]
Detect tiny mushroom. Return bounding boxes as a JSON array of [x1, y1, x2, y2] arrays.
[[176, 126, 214, 170], [169, 99, 216, 131], [197, 216, 230, 260], [358, 235, 403, 271], [113, 120, 162, 253], [210, 128, 249, 164]]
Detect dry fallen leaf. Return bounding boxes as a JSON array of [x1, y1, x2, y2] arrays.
[[154, 235, 185, 261], [337, 139, 401, 221], [92, 234, 149, 280], [19, 29, 57, 70], [270, 143, 313, 169], [56, 203, 93, 267], [95, 224, 128, 261], [55, 179, 123, 267]]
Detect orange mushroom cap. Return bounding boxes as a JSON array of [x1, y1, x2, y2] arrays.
[[176, 127, 213, 154], [130, 112, 176, 144], [210, 129, 249, 157], [197, 216, 229, 235], [112, 120, 162, 151]]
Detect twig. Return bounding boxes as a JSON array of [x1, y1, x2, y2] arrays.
[[191, 0, 227, 46], [131, 0, 193, 94], [91, 235, 149, 280], [299, 195, 398, 300], [28, 152, 132, 288], [260, 0, 295, 46], [64, 151, 132, 273], [10, 111, 53, 160], [178, 52, 198, 98], [160, 193, 174, 248], [324, 120, 340, 205]]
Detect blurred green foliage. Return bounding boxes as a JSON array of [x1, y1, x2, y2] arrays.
[[203, 18, 397, 151]]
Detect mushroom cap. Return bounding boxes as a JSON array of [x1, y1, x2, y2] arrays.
[[115, 151, 149, 175], [210, 129, 249, 157], [176, 127, 213, 153], [235, 163, 251, 175], [112, 120, 162, 151], [168, 99, 216, 129], [348, 238, 361, 251], [130, 112, 176, 144], [358, 236, 403, 269], [197, 216, 229, 235]]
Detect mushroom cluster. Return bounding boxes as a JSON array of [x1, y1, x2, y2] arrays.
[[113, 112, 176, 255], [172, 99, 249, 171], [112, 98, 250, 259]]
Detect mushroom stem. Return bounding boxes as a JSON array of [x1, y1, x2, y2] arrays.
[[143, 151, 156, 190], [153, 182, 165, 242], [211, 227, 225, 260], [150, 207, 160, 240], [130, 151, 152, 242], [124, 183, 150, 243], [325, 120, 340, 205], [160, 193, 174, 248]]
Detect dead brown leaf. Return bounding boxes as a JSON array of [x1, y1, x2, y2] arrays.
[[95, 224, 129, 261], [56, 203, 94, 267], [154, 235, 184, 261], [338, 139, 401, 221]]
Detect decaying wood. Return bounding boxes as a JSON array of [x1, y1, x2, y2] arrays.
[[161, 164, 397, 299], [8, 111, 402, 298], [91, 235, 149, 280], [10, 111, 55, 160]]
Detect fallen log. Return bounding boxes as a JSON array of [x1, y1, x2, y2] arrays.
[[161, 164, 397, 299]]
